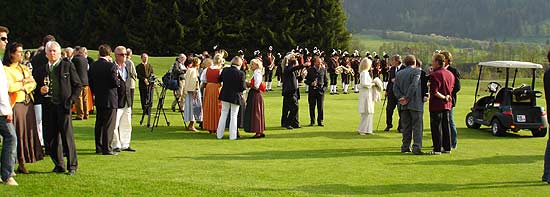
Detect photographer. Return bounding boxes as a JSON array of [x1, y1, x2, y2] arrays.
[[171, 54, 187, 112], [136, 53, 155, 127]]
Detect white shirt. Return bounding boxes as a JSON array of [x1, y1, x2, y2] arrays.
[[116, 62, 128, 81], [0, 60, 12, 116], [252, 69, 263, 89]]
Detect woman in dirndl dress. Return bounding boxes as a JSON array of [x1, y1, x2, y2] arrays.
[[200, 55, 224, 134], [244, 59, 266, 138]]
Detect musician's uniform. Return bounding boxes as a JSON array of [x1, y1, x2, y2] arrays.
[[263, 53, 275, 91]]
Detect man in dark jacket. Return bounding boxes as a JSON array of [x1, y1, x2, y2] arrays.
[[281, 55, 305, 129], [385, 54, 403, 132], [216, 56, 246, 140], [36, 41, 82, 175], [305, 55, 328, 127], [440, 51, 461, 149], [89, 44, 119, 156], [72, 47, 90, 120], [136, 53, 154, 127]]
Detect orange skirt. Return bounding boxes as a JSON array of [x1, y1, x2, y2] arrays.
[[203, 83, 222, 131]]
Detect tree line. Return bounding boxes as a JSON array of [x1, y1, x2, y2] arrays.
[[0, 0, 350, 56], [343, 0, 550, 40]]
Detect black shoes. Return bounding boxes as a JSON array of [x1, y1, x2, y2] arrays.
[[384, 126, 392, 132], [122, 147, 136, 152], [251, 134, 266, 139], [113, 148, 121, 153], [309, 122, 315, 127], [52, 167, 66, 173], [318, 123, 324, 127], [286, 125, 294, 130]]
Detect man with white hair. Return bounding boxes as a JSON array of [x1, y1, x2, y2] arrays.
[[171, 53, 187, 112], [36, 41, 82, 175], [64, 47, 74, 61], [216, 56, 246, 140], [112, 46, 135, 152]]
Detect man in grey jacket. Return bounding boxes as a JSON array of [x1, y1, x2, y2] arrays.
[[393, 55, 423, 154]]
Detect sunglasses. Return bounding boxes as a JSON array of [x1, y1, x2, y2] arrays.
[[116, 53, 127, 56], [0, 37, 7, 41]]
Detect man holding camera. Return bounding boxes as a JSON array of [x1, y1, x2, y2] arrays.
[[136, 53, 155, 127]]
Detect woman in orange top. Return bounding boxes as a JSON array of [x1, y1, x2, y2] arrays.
[[200, 55, 223, 134], [2, 42, 43, 174]]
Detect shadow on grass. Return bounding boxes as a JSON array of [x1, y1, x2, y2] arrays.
[[182, 147, 400, 161], [390, 155, 542, 166], [455, 128, 542, 140], [250, 181, 543, 195]]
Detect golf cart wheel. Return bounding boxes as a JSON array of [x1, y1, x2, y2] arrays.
[[465, 112, 481, 129], [531, 128, 547, 137], [491, 119, 506, 137]]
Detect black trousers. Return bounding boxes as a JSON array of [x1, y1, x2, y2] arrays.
[[430, 110, 451, 152], [386, 93, 399, 128], [95, 108, 116, 153], [281, 95, 299, 127], [265, 70, 274, 82], [329, 73, 338, 85], [139, 86, 153, 115], [43, 102, 78, 171], [354, 74, 360, 85], [308, 91, 324, 124]]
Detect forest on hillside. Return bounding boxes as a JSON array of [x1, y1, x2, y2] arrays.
[[0, 0, 350, 56], [343, 0, 550, 40]]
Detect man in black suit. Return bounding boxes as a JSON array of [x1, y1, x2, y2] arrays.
[[72, 47, 90, 120], [384, 54, 403, 132], [35, 41, 82, 175], [89, 44, 119, 156], [136, 53, 154, 127], [281, 55, 305, 129], [31, 35, 56, 153], [305, 55, 328, 127], [216, 56, 246, 140]]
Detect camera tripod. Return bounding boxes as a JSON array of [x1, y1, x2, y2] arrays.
[[150, 83, 186, 132]]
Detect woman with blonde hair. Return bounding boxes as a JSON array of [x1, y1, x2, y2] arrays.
[[184, 57, 203, 131], [200, 55, 223, 134], [244, 59, 266, 138], [357, 58, 376, 135]]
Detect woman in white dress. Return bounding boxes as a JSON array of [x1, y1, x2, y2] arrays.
[[358, 58, 375, 135]]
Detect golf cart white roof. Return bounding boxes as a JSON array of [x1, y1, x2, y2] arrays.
[[479, 61, 543, 69]]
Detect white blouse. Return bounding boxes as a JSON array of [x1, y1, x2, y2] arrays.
[[200, 65, 222, 84], [252, 69, 263, 89]]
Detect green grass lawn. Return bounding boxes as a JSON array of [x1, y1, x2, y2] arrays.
[[3, 54, 550, 196]]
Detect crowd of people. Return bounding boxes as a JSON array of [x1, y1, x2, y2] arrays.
[[4, 23, 550, 186]]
